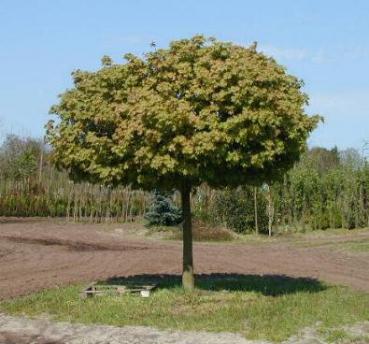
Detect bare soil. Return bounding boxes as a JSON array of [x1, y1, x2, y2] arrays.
[[0, 218, 369, 300]]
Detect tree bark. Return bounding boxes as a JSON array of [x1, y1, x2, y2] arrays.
[[181, 183, 194, 291]]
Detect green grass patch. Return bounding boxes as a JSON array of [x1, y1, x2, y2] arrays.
[[1, 274, 369, 343], [341, 240, 369, 253]]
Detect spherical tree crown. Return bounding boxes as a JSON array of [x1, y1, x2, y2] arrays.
[[48, 35, 320, 190]]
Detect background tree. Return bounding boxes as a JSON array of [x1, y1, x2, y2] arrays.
[[305, 147, 340, 174], [0, 135, 41, 181], [2, 140, 368, 232], [47, 35, 319, 290]]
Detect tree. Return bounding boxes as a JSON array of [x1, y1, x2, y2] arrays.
[[47, 35, 319, 290], [145, 190, 182, 226], [0, 135, 41, 180], [306, 147, 340, 174]]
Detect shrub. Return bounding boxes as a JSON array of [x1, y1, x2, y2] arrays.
[[144, 190, 183, 227]]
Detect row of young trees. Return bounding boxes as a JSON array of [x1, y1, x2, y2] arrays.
[[0, 135, 147, 221], [193, 147, 369, 234], [0, 134, 368, 233]]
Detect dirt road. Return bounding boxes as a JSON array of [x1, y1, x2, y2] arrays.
[[0, 218, 369, 300]]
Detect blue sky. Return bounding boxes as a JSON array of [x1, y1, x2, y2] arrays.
[[0, 0, 368, 150]]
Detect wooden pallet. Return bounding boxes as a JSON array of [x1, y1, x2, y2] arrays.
[[80, 282, 156, 299]]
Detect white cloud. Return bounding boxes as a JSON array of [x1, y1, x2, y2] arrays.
[[260, 44, 333, 64], [309, 89, 369, 115], [260, 45, 308, 61], [259, 44, 369, 64]]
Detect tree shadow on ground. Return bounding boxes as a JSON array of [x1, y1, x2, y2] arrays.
[[104, 273, 327, 296]]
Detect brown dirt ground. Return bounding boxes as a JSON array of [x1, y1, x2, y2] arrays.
[[0, 218, 369, 300]]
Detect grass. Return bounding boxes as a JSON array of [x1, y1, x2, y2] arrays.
[[340, 240, 369, 253], [1, 274, 369, 343], [145, 222, 369, 245], [324, 328, 369, 343], [303, 238, 369, 253], [104, 218, 369, 246]]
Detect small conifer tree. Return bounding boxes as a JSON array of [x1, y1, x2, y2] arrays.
[[145, 190, 183, 226]]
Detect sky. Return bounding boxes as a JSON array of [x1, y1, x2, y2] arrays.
[[0, 0, 368, 150]]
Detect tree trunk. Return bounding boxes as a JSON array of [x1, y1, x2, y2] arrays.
[[254, 187, 259, 235], [181, 184, 194, 291]]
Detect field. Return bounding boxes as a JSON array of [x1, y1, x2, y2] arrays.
[[1, 218, 369, 343], [1, 218, 369, 299]]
